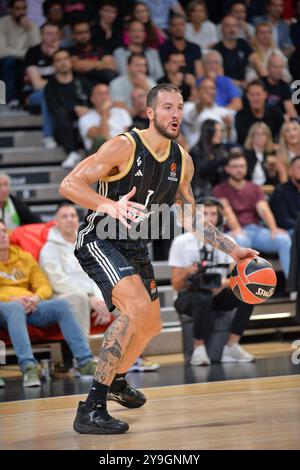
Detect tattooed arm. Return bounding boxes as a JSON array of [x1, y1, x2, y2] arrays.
[[175, 153, 259, 262]]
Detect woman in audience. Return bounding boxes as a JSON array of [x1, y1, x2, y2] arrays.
[[190, 119, 227, 198], [276, 120, 300, 182], [244, 122, 279, 186], [123, 1, 165, 50], [247, 23, 291, 82], [184, 0, 218, 53]]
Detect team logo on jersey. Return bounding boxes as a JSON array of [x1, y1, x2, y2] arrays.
[[150, 279, 157, 293], [137, 156, 142, 167], [168, 162, 178, 182]]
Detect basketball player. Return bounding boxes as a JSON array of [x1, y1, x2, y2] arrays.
[[59, 84, 258, 435]]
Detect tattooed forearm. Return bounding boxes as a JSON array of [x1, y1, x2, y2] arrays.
[[95, 314, 134, 384], [203, 221, 236, 254]]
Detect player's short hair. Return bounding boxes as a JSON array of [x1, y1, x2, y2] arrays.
[[146, 84, 182, 108]]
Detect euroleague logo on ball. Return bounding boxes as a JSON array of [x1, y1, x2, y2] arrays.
[[230, 256, 277, 304]]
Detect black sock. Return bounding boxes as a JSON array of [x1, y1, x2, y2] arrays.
[[86, 380, 109, 404], [110, 372, 127, 392]]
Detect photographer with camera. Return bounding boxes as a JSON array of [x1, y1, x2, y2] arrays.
[[168, 197, 254, 365]]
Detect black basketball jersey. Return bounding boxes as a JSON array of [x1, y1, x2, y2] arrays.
[[76, 127, 185, 247]]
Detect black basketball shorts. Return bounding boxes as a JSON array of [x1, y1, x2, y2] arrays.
[[75, 238, 158, 312]]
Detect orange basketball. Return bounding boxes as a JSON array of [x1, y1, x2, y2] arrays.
[[230, 256, 277, 304]]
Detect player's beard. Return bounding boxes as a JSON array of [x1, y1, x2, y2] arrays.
[[153, 114, 180, 139]]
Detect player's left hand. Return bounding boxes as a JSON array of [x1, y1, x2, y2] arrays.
[[230, 246, 259, 263]]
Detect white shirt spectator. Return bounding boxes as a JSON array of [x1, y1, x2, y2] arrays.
[[185, 21, 218, 53], [79, 108, 132, 150], [183, 101, 235, 148], [113, 47, 163, 81], [109, 74, 156, 108]]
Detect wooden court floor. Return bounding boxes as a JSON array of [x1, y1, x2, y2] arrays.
[[0, 374, 300, 450]]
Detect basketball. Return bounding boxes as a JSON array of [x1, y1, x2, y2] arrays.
[[230, 257, 277, 304]]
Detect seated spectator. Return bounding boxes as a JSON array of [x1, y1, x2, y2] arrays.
[[109, 52, 156, 113], [222, 1, 255, 41], [45, 48, 90, 168], [0, 0, 40, 107], [184, 0, 218, 53], [62, 0, 95, 26], [190, 119, 228, 198], [39, 203, 111, 338], [253, 0, 294, 55], [235, 79, 284, 145], [213, 152, 292, 279], [159, 14, 203, 79], [91, 1, 122, 53], [244, 122, 279, 186], [214, 15, 266, 89], [69, 20, 117, 86], [0, 172, 41, 230], [0, 219, 97, 387], [169, 198, 254, 365], [124, 1, 165, 50], [157, 51, 195, 102], [129, 87, 149, 130], [42, 0, 72, 47], [25, 22, 60, 148], [114, 20, 163, 81], [197, 50, 242, 110], [270, 156, 300, 235], [247, 22, 291, 82], [78, 83, 132, 154], [183, 77, 235, 148], [262, 51, 297, 118], [26, 0, 44, 27], [140, 0, 185, 31], [290, 0, 300, 47], [276, 120, 300, 182]]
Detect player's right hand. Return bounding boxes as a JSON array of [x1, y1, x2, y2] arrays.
[[103, 186, 145, 229]]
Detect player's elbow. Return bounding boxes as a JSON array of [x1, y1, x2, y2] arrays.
[[59, 176, 72, 199]]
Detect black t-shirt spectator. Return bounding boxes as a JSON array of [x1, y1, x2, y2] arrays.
[[91, 23, 123, 54], [45, 76, 90, 115], [235, 104, 284, 145], [270, 180, 300, 230], [214, 39, 253, 81], [25, 45, 55, 79], [68, 44, 110, 62], [262, 77, 292, 113], [159, 40, 201, 77], [157, 75, 191, 101]]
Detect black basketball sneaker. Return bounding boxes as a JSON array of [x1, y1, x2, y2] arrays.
[[107, 381, 147, 409], [73, 400, 129, 435]]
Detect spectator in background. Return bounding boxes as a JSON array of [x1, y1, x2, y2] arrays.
[[235, 79, 284, 145], [253, 0, 293, 55], [159, 14, 203, 79], [290, 0, 300, 47], [91, 1, 122, 53], [0, 173, 41, 230], [184, 0, 218, 53], [45, 48, 90, 168], [157, 51, 195, 102], [25, 22, 60, 149], [262, 51, 297, 118], [198, 50, 242, 110], [113, 20, 163, 81], [78, 83, 132, 154], [43, 0, 72, 47], [183, 77, 235, 148], [190, 119, 228, 198], [109, 53, 156, 113], [0, 220, 97, 387], [270, 156, 300, 235], [225, 1, 255, 41], [214, 15, 266, 89], [276, 120, 300, 182], [40, 203, 111, 339], [124, 1, 165, 50], [26, 0, 44, 26], [0, 0, 40, 107], [244, 122, 279, 186], [69, 20, 117, 86], [213, 152, 291, 279], [130, 87, 149, 130], [62, 0, 96, 26], [140, 0, 185, 31]]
